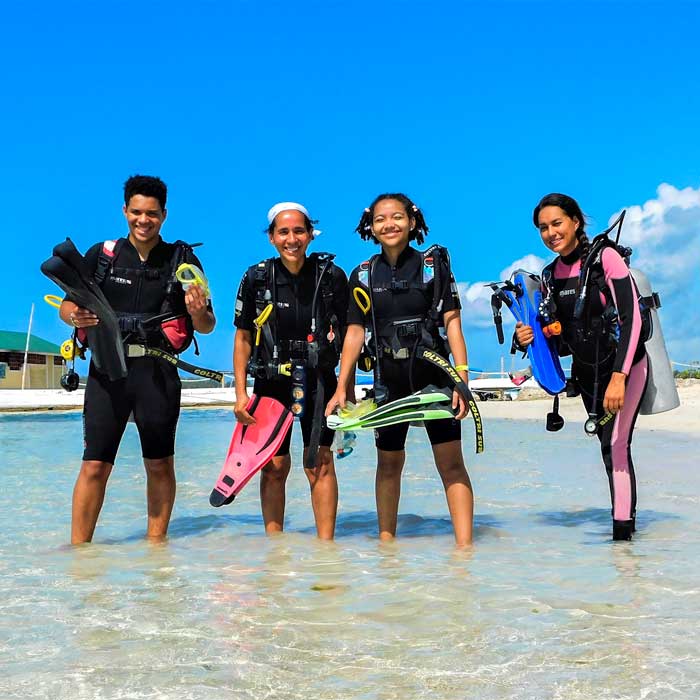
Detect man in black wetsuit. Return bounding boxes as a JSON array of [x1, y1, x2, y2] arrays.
[[59, 175, 216, 544]]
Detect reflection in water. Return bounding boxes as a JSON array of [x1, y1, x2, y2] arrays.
[[1, 411, 699, 698]]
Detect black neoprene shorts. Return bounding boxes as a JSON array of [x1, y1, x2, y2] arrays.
[[373, 358, 462, 452], [253, 370, 337, 458], [82, 358, 181, 463]]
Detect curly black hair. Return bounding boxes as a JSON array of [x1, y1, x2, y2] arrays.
[[123, 175, 167, 211], [355, 193, 429, 245]]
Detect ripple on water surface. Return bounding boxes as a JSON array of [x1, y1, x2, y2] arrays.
[[1, 410, 699, 699]]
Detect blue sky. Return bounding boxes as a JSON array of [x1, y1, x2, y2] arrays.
[[5, 0, 700, 373]]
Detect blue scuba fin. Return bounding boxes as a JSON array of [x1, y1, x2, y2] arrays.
[[489, 269, 565, 396]]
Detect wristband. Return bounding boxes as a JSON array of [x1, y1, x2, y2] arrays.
[[454, 364, 469, 372]]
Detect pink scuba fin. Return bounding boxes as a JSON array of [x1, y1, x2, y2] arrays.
[[209, 394, 293, 507]]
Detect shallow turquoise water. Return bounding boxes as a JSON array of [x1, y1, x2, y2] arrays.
[[1, 409, 699, 699]]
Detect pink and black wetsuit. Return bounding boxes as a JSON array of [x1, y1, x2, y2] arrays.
[[545, 245, 648, 540]]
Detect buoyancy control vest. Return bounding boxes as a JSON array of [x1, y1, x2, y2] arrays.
[[246, 252, 342, 379], [540, 236, 656, 360], [352, 244, 484, 452], [93, 238, 199, 355], [355, 244, 449, 361]]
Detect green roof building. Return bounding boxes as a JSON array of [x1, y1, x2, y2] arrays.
[[0, 330, 65, 389]]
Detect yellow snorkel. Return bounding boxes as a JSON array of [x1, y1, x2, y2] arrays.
[[352, 286, 376, 372], [249, 302, 289, 377], [353, 287, 371, 315], [44, 294, 62, 309], [253, 303, 273, 347], [334, 291, 377, 418]]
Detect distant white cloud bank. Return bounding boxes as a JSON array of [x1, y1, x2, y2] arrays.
[[458, 183, 700, 365]]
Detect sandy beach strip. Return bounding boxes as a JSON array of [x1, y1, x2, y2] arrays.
[[0, 387, 238, 412], [1, 381, 697, 433], [476, 380, 699, 434]]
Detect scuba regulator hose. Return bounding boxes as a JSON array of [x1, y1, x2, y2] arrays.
[[416, 246, 483, 453], [366, 256, 389, 405], [304, 254, 336, 470], [573, 210, 627, 435]]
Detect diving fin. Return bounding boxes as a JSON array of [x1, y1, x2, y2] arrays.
[[209, 394, 293, 507], [514, 270, 566, 396], [353, 405, 458, 430], [327, 384, 452, 431], [490, 270, 565, 396], [40, 238, 127, 381]]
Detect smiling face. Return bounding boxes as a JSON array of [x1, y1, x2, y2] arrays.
[[269, 210, 312, 268], [123, 194, 166, 248], [371, 198, 415, 253], [537, 205, 580, 257]]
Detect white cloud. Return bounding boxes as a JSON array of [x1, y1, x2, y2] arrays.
[[611, 183, 700, 362], [457, 183, 700, 364], [457, 254, 548, 330], [609, 183, 700, 291], [499, 254, 548, 281], [456, 281, 496, 329]]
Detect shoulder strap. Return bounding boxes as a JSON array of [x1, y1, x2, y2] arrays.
[[310, 252, 337, 313], [541, 259, 556, 283], [248, 258, 275, 317], [357, 259, 372, 289], [420, 244, 450, 293], [540, 260, 557, 302], [421, 245, 439, 285], [423, 245, 449, 325], [587, 238, 622, 302], [94, 238, 124, 286]]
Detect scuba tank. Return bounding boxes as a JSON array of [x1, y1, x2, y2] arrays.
[[573, 211, 679, 420], [630, 268, 679, 414]]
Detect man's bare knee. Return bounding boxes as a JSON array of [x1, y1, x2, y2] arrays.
[[80, 460, 112, 484], [144, 457, 174, 478]]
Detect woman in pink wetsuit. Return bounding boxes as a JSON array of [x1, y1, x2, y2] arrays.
[[516, 193, 647, 541]]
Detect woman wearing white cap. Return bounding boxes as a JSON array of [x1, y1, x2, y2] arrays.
[[232, 203, 349, 539]]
